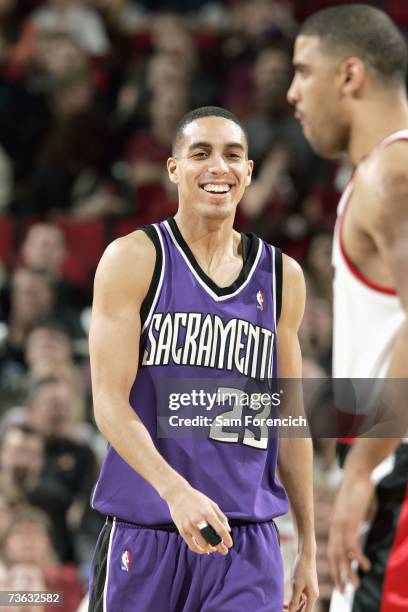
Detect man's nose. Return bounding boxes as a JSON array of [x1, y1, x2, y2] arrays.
[[287, 78, 298, 106], [209, 155, 229, 174]]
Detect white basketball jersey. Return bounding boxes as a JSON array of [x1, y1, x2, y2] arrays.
[[332, 130, 408, 379]]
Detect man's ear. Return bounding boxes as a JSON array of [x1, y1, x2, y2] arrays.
[[340, 57, 366, 97], [245, 159, 254, 186], [167, 157, 179, 184]]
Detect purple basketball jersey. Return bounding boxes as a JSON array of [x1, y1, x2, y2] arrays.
[[92, 218, 289, 524]]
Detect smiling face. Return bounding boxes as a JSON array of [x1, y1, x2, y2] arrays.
[[167, 116, 253, 221], [287, 35, 351, 159]]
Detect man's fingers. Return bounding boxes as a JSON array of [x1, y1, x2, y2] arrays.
[[204, 513, 233, 549], [212, 505, 232, 534], [344, 557, 360, 589], [181, 528, 211, 555], [288, 582, 303, 612], [296, 594, 306, 611], [212, 503, 231, 532], [305, 588, 319, 612], [191, 531, 214, 552], [350, 546, 371, 573], [328, 550, 344, 592], [192, 535, 215, 555], [342, 541, 365, 588]]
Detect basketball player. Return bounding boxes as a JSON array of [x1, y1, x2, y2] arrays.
[[88, 107, 318, 611], [288, 5, 408, 612]]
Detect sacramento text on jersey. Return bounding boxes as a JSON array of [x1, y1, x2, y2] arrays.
[[142, 313, 275, 380]]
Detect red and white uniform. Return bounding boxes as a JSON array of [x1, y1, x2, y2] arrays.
[[332, 130, 408, 379]]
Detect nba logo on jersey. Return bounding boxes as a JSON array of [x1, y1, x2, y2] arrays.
[[256, 289, 265, 311], [121, 549, 131, 572]]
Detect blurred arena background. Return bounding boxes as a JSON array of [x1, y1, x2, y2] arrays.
[[0, 1, 406, 610]]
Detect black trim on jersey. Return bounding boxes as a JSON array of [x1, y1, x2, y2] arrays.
[[275, 248, 282, 322], [140, 225, 163, 328], [167, 217, 260, 297], [88, 520, 113, 612]]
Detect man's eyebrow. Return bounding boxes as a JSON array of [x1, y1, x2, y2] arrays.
[[293, 62, 307, 71], [188, 141, 212, 151], [187, 141, 246, 151], [225, 142, 245, 150]]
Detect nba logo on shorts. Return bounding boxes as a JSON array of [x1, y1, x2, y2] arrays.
[[121, 549, 131, 572], [256, 289, 265, 311]]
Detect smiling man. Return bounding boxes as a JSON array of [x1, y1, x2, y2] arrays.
[[88, 106, 317, 612]]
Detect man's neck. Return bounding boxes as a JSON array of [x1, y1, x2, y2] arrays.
[[348, 89, 408, 165], [173, 211, 240, 272]]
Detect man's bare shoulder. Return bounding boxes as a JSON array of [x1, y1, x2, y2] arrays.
[[354, 142, 408, 230], [364, 141, 408, 200], [94, 230, 156, 300]]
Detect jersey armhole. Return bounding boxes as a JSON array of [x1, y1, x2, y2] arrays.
[[274, 248, 283, 323], [139, 225, 163, 329]]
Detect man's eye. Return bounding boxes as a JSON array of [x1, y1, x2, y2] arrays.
[[193, 152, 208, 158], [228, 153, 241, 159]]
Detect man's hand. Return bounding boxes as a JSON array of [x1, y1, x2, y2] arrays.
[[328, 472, 374, 592], [164, 484, 233, 556], [287, 552, 319, 612]]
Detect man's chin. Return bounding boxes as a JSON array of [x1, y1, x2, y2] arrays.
[[303, 128, 343, 160], [197, 200, 236, 220], [308, 137, 341, 160]]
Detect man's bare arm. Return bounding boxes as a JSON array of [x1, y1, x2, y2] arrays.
[[90, 231, 232, 555], [277, 255, 318, 612]]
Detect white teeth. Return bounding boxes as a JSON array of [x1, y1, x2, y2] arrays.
[[202, 184, 231, 193]]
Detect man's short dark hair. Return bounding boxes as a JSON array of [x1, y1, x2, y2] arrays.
[[172, 106, 248, 155], [300, 4, 407, 85]]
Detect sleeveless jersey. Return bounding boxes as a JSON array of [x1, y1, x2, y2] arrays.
[[332, 130, 408, 379], [92, 218, 289, 524]]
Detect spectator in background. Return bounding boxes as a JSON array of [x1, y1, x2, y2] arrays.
[[240, 44, 321, 248], [33, 30, 87, 79], [20, 223, 90, 309], [27, 65, 120, 219], [0, 424, 74, 562], [0, 376, 101, 565], [29, 0, 110, 57], [0, 424, 44, 504], [25, 377, 102, 566], [123, 83, 187, 223], [7, 563, 47, 612], [24, 319, 86, 406], [2, 506, 84, 612], [1, 268, 57, 375], [150, 12, 217, 107], [0, 267, 83, 384]]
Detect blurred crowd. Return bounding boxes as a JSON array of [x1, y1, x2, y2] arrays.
[[0, 1, 406, 610]]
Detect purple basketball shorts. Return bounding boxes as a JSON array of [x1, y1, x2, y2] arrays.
[[88, 516, 284, 611]]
